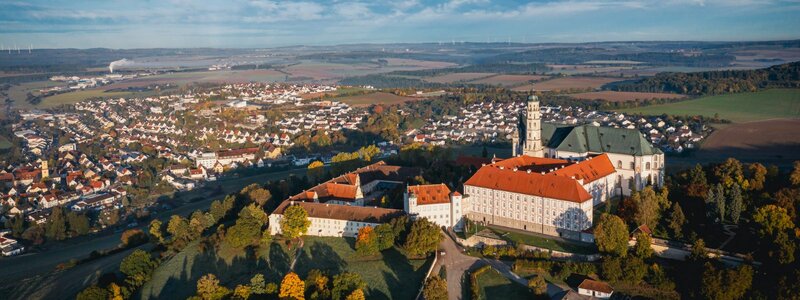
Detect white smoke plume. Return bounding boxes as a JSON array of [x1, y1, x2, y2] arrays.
[[109, 58, 134, 73]]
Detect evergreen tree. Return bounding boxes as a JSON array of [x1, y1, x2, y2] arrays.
[[727, 183, 743, 224], [668, 202, 686, 238]]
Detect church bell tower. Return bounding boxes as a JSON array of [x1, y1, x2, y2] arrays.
[[523, 95, 544, 157]]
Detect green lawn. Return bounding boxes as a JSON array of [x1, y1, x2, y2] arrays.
[[475, 268, 533, 300], [486, 226, 597, 255], [616, 88, 800, 123], [139, 236, 431, 300], [294, 237, 432, 300], [0, 136, 13, 150]]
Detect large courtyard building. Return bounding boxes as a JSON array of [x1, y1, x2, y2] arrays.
[[462, 154, 618, 240], [513, 95, 664, 195], [269, 201, 403, 237], [288, 161, 418, 206]]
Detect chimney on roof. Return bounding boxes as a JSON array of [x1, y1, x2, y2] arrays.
[[513, 168, 517, 172]]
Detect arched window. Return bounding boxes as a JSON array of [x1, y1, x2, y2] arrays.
[[617, 160, 622, 169], [630, 162, 635, 169], [646, 162, 651, 170]]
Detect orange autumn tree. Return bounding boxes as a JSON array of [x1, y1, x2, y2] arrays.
[[355, 226, 378, 256], [279, 272, 305, 300], [345, 289, 366, 300]]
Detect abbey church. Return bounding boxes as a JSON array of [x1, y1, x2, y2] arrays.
[[460, 95, 665, 240]]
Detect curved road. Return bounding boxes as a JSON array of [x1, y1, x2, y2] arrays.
[[435, 231, 564, 299]]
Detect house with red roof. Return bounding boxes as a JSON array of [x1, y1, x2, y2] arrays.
[[404, 184, 464, 230]]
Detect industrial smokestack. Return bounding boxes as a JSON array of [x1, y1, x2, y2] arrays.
[[109, 58, 133, 73]]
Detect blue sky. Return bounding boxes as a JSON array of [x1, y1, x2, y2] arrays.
[[1, 0, 799, 49]]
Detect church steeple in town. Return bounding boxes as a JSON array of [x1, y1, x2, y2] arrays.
[[522, 95, 544, 157]]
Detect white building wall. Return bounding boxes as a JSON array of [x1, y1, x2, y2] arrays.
[[269, 214, 380, 237]]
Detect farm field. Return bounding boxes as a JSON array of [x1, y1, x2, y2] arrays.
[[423, 72, 495, 83], [512, 76, 622, 92], [617, 89, 800, 123], [139, 237, 431, 300], [566, 91, 687, 102], [381, 58, 457, 69], [475, 267, 533, 300], [467, 74, 549, 86], [336, 92, 419, 107], [687, 119, 800, 165]]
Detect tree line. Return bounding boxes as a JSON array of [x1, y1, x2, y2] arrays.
[[612, 61, 800, 95]]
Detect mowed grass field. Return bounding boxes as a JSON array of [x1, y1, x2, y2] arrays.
[[617, 89, 800, 123], [139, 237, 431, 300], [336, 92, 419, 107], [475, 268, 533, 300], [567, 91, 687, 102]]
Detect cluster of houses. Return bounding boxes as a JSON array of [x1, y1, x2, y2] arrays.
[[410, 100, 709, 154]]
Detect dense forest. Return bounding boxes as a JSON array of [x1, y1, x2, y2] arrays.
[[612, 61, 800, 95]]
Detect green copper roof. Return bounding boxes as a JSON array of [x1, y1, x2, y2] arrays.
[[541, 123, 662, 156]]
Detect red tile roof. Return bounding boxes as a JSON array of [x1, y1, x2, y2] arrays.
[[408, 184, 451, 205], [463, 154, 618, 203], [551, 153, 616, 183], [578, 279, 613, 294]]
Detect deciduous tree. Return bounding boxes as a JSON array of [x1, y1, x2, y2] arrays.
[[45, 207, 67, 241], [422, 275, 448, 300], [149, 219, 164, 244], [332, 272, 366, 300], [595, 214, 629, 257], [403, 218, 442, 257], [355, 226, 378, 256], [196, 273, 230, 300], [374, 223, 395, 250], [279, 272, 305, 300], [344, 289, 365, 300], [280, 204, 311, 240], [225, 204, 268, 249]]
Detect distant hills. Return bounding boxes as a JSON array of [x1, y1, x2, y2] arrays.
[[612, 61, 800, 95]]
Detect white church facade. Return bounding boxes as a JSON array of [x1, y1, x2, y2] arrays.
[[513, 95, 664, 195]]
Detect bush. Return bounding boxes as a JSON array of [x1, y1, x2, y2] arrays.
[[468, 265, 492, 300]]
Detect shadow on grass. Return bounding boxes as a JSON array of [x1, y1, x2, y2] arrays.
[[293, 239, 347, 277], [139, 240, 293, 300]]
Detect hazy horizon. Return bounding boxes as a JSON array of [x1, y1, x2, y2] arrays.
[[2, 0, 800, 49]]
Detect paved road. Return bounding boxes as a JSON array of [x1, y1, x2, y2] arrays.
[[0, 168, 306, 287], [436, 231, 564, 299]]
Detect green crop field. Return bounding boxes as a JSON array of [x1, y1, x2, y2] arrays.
[[617, 89, 800, 123], [139, 236, 431, 300]]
